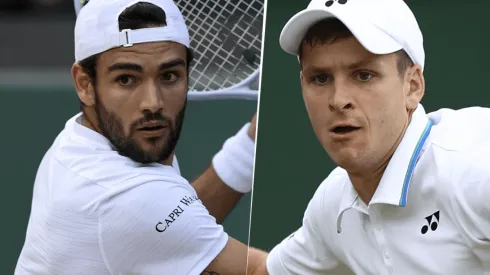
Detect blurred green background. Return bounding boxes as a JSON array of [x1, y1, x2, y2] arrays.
[[1, 86, 256, 272], [250, 0, 490, 251]]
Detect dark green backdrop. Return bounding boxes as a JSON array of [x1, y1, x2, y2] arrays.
[[1, 85, 256, 272], [250, 0, 490, 251]]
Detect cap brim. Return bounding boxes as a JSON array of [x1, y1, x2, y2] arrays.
[[280, 8, 403, 56]]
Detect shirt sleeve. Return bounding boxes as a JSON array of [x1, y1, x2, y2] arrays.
[[266, 181, 349, 275], [449, 151, 490, 269], [97, 180, 228, 274]]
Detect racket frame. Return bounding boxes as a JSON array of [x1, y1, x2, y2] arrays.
[[187, 69, 259, 101]]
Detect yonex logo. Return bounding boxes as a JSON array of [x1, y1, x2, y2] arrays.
[[325, 0, 348, 7], [421, 210, 440, 234]]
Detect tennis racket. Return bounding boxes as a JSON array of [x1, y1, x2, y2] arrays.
[[74, 0, 263, 101]]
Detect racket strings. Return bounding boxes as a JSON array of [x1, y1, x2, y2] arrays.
[[180, 1, 237, 89], [184, 0, 261, 88], [175, 0, 263, 92], [211, 1, 262, 89]]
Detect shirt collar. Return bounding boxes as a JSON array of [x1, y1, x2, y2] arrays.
[[336, 104, 433, 232], [67, 112, 113, 150]]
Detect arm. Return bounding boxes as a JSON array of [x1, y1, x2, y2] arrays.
[[449, 152, 490, 268], [192, 113, 257, 224], [99, 181, 231, 274], [248, 247, 269, 275], [99, 177, 267, 274], [192, 165, 244, 224], [201, 238, 269, 275]]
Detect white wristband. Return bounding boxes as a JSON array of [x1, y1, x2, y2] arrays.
[[212, 122, 255, 193]]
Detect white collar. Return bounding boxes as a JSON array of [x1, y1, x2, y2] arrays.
[[67, 112, 113, 150], [337, 104, 433, 232]]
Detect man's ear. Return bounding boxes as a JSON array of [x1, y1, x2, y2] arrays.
[[72, 63, 96, 107], [405, 64, 425, 111]]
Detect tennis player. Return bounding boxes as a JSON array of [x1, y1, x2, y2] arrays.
[[14, 0, 267, 274], [255, 0, 490, 274]]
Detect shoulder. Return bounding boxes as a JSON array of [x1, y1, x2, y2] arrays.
[[50, 123, 184, 189], [97, 180, 215, 248], [36, 142, 191, 227], [439, 146, 490, 202], [425, 106, 490, 187], [266, 168, 349, 274], [99, 180, 203, 225], [304, 167, 348, 224], [319, 167, 348, 190], [425, 106, 490, 198], [312, 167, 348, 209], [424, 137, 490, 224], [44, 114, 184, 187], [428, 106, 490, 151]]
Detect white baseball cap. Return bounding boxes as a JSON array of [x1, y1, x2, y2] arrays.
[[74, 0, 190, 62], [279, 0, 425, 71]]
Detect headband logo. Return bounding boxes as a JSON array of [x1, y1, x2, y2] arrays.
[[325, 0, 348, 7]]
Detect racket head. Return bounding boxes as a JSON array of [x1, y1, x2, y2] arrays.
[[175, 0, 264, 97]]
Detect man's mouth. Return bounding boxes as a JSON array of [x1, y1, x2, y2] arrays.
[[137, 121, 168, 132], [136, 121, 169, 138], [331, 126, 361, 134], [139, 125, 165, 131]]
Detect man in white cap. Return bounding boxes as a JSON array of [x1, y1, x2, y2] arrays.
[[14, 0, 266, 274], [258, 0, 490, 274]]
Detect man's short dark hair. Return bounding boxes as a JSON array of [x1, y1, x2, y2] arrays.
[[78, 2, 194, 110], [298, 18, 413, 76]]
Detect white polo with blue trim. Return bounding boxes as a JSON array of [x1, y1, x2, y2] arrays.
[[266, 104, 490, 275]]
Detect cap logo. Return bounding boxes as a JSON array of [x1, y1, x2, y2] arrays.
[[325, 0, 348, 7]]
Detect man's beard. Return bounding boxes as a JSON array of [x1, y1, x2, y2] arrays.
[[93, 89, 186, 164]]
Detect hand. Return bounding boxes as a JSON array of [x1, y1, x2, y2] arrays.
[[247, 112, 257, 142]]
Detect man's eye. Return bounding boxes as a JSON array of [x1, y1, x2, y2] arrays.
[[312, 74, 331, 85], [116, 75, 135, 85], [162, 72, 179, 82], [356, 72, 374, 82]]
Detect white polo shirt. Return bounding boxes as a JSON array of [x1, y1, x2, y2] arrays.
[[15, 113, 228, 275], [267, 104, 490, 275]]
